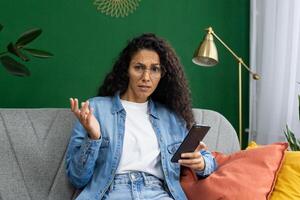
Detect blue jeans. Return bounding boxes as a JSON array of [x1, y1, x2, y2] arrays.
[[102, 171, 174, 200]]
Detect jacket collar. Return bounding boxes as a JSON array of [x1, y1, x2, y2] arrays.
[[111, 91, 159, 119]]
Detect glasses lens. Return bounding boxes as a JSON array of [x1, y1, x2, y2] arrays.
[[132, 65, 164, 79]]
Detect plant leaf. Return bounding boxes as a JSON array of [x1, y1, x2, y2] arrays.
[[0, 24, 3, 32], [23, 48, 53, 58], [297, 139, 300, 150], [284, 126, 289, 140], [289, 129, 296, 144], [285, 126, 300, 151], [0, 55, 30, 76], [284, 125, 297, 150], [7, 42, 29, 61], [16, 28, 42, 47]]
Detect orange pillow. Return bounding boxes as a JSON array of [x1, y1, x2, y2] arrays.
[[180, 142, 288, 200]]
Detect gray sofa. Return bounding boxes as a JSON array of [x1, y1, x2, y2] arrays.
[[0, 108, 240, 200]]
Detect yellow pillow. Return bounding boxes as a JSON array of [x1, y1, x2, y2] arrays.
[[247, 141, 259, 149], [270, 151, 300, 200], [247, 141, 300, 200]]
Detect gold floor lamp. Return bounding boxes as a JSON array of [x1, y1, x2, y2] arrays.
[[192, 27, 260, 147]]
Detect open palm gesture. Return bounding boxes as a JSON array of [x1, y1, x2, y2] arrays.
[[70, 98, 101, 140]]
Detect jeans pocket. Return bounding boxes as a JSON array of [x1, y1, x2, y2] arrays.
[[145, 179, 164, 190]]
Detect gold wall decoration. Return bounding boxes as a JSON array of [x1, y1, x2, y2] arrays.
[[93, 0, 141, 18]]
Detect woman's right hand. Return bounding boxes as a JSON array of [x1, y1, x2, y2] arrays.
[[70, 98, 101, 140]]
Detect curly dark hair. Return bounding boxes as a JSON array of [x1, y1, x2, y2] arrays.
[[97, 33, 194, 129]]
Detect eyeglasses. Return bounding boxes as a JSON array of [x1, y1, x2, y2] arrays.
[[132, 64, 164, 79]]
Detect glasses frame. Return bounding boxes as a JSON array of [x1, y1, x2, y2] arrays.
[[131, 64, 166, 79]]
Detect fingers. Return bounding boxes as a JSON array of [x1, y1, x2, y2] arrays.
[[81, 101, 90, 115], [70, 98, 77, 111], [179, 156, 205, 170], [87, 107, 94, 121], [81, 101, 90, 119], [180, 163, 204, 170], [181, 151, 201, 159], [180, 149, 205, 170], [194, 141, 208, 152], [180, 142, 208, 160], [179, 157, 202, 165], [72, 98, 79, 112], [70, 98, 91, 121], [79, 101, 90, 121], [70, 98, 74, 110], [199, 141, 208, 150], [70, 98, 79, 116]]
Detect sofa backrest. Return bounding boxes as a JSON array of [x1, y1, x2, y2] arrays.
[[0, 108, 239, 200], [192, 108, 240, 154], [0, 109, 76, 200]]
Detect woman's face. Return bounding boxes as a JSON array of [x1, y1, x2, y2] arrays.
[[121, 49, 163, 103]]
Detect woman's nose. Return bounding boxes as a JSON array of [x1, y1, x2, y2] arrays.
[[141, 70, 151, 81]]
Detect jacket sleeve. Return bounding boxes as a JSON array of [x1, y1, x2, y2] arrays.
[[195, 149, 218, 177], [65, 114, 102, 189]]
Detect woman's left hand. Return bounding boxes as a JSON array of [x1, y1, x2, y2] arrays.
[[178, 142, 207, 171]]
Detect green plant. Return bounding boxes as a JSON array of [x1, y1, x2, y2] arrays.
[[284, 125, 300, 151], [284, 83, 300, 151], [0, 24, 53, 77]]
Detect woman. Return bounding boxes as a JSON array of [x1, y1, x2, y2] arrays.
[[66, 33, 217, 200]]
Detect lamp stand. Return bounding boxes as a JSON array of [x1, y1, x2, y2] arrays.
[[238, 61, 242, 147], [192, 27, 260, 148], [213, 29, 248, 148]]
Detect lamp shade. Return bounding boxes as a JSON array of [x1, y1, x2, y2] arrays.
[[192, 32, 218, 67]]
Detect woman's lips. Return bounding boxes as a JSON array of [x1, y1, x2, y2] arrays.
[[138, 85, 151, 92]]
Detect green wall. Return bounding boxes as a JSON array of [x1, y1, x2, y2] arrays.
[[0, 0, 249, 145]]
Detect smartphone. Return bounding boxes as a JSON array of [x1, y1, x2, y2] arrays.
[[171, 124, 210, 163]]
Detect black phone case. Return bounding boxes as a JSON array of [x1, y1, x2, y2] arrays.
[[171, 124, 210, 163]]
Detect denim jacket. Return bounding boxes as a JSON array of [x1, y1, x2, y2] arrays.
[[65, 93, 217, 200]]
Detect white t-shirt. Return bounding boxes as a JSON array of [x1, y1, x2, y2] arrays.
[[116, 99, 164, 179]]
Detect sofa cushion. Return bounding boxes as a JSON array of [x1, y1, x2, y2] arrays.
[[270, 151, 300, 199], [180, 142, 288, 200]]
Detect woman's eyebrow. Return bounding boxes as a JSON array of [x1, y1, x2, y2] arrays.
[[135, 62, 161, 67], [135, 62, 145, 66]]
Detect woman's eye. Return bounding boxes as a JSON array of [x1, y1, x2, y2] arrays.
[[134, 65, 144, 71], [151, 66, 161, 73]]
